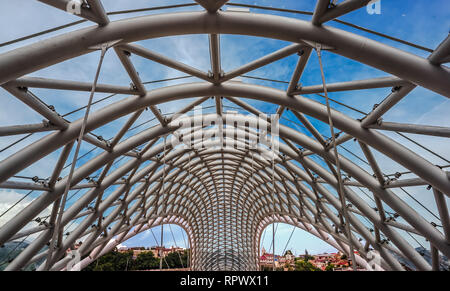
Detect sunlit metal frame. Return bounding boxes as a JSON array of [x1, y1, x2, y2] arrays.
[[0, 0, 449, 271]]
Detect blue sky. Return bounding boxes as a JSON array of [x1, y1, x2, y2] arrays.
[[0, 0, 449, 256]]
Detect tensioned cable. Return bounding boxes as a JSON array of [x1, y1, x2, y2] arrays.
[[405, 230, 426, 250], [8, 188, 83, 233], [149, 227, 170, 269], [0, 58, 444, 272], [4, 75, 446, 180], [45, 46, 108, 269], [250, 150, 257, 269], [271, 138, 276, 271], [248, 75, 449, 172], [267, 223, 279, 259], [168, 224, 185, 269], [0, 179, 83, 230], [242, 75, 289, 84], [0, 3, 433, 53], [239, 75, 368, 115], [312, 94, 449, 165], [0, 4, 199, 49], [314, 93, 367, 116], [316, 45, 357, 271], [398, 187, 441, 222], [396, 132, 449, 164], [226, 3, 434, 53], [0, 234, 30, 267], [159, 135, 168, 271], [24, 125, 187, 248], [281, 225, 296, 257], [260, 227, 267, 254], [62, 76, 193, 118], [0, 133, 33, 154], [179, 226, 190, 269], [0, 0, 442, 213], [0, 76, 194, 168], [0, 190, 33, 219], [0, 76, 192, 154]]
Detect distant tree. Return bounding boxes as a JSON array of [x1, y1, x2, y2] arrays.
[[294, 259, 322, 271], [286, 263, 294, 271], [82, 248, 193, 271], [340, 254, 348, 260], [303, 254, 314, 262], [133, 251, 159, 270], [325, 263, 335, 271], [84, 250, 133, 271], [163, 250, 189, 269], [94, 262, 115, 271]]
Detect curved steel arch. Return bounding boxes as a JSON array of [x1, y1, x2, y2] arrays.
[[256, 214, 386, 271], [1, 11, 450, 96], [0, 1, 449, 271]]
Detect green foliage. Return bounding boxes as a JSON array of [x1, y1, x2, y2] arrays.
[[162, 250, 189, 269], [286, 264, 294, 271], [294, 259, 322, 271], [83, 249, 189, 271], [84, 250, 133, 271], [133, 251, 159, 270], [325, 262, 335, 271]]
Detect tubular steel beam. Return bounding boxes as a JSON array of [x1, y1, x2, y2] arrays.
[[366, 121, 450, 138], [38, 0, 109, 25], [0, 7, 448, 272], [114, 46, 166, 125], [312, 0, 330, 25], [431, 244, 440, 271], [1, 82, 448, 197], [7, 77, 137, 95], [0, 122, 58, 137], [209, 34, 222, 82], [291, 110, 328, 147], [114, 47, 147, 95], [85, 0, 110, 26], [429, 34, 450, 65], [1, 110, 448, 270], [120, 43, 211, 82], [433, 188, 450, 244], [0, 180, 50, 191], [0, 12, 449, 97], [358, 142, 384, 182], [3, 86, 68, 129], [319, 0, 372, 24], [221, 43, 304, 82], [292, 76, 409, 95], [361, 84, 416, 127], [287, 47, 313, 94], [195, 0, 229, 13]]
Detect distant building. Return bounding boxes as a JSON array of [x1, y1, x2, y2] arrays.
[[259, 247, 283, 268], [307, 252, 356, 271], [118, 245, 185, 259]]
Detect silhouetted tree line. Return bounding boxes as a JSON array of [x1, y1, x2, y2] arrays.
[[83, 249, 189, 271]]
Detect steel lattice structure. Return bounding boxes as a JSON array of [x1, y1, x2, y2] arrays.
[[0, 0, 449, 271]]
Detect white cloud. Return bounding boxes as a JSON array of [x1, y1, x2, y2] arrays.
[[0, 190, 52, 241], [0, 0, 448, 257]]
